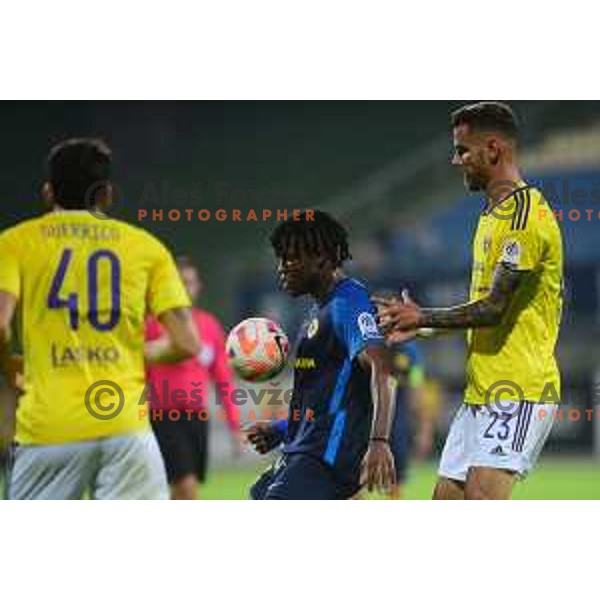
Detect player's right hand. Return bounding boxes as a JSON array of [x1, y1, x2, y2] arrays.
[[385, 328, 419, 344], [371, 291, 420, 343], [242, 421, 282, 454], [373, 289, 424, 333]]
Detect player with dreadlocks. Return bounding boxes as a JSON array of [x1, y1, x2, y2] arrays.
[[245, 210, 397, 499]]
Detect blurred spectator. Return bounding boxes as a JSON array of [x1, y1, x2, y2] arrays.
[[387, 339, 435, 500], [146, 257, 242, 500]]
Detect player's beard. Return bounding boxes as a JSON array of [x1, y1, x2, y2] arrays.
[[464, 168, 488, 192]]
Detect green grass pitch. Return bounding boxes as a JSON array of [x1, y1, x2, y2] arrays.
[[200, 458, 600, 500], [3, 457, 598, 499]]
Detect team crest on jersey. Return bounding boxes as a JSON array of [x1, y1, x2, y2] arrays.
[[357, 312, 379, 339], [306, 318, 319, 339]]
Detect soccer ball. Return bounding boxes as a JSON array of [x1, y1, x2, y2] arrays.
[[226, 317, 289, 382]]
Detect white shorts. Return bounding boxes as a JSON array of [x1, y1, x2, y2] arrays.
[[8, 430, 169, 500], [438, 401, 557, 482]]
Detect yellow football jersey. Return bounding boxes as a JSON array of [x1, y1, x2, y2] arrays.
[[0, 210, 190, 444], [465, 184, 563, 405]]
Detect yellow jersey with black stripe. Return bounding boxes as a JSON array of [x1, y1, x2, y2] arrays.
[[465, 184, 563, 405], [0, 211, 190, 444]]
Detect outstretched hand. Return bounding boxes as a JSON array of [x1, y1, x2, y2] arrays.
[[372, 290, 424, 342]]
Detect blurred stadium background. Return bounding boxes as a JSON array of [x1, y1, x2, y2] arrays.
[[1, 100, 599, 499]]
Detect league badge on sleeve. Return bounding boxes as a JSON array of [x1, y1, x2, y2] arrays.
[[357, 312, 380, 339], [501, 239, 521, 267]]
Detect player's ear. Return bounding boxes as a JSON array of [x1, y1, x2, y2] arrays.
[[487, 136, 501, 166], [96, 182, 113, 211], [41, 181, 55, 211]]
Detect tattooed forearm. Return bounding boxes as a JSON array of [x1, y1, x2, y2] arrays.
[[421, 299, 502, 328], [420, 263, 526, 329]]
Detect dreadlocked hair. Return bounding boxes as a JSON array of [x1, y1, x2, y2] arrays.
[[270, 210, 351, 267]]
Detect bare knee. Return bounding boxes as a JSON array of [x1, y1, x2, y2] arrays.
[[171, 474, 198, 500], [464, 479, 489, 500], [465, 467, 515, 500], [433, 477, 465, 500]]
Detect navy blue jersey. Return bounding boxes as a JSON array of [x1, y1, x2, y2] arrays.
[[282, 278, 384, 485]]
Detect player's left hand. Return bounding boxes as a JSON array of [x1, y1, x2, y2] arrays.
[[360, 440, 396, 494], [373, 289, 424, 334], [242, 421, 282, 454]]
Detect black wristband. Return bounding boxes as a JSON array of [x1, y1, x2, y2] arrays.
[[370, 437, 390, 444]]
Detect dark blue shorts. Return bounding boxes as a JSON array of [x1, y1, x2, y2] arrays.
[[390, 397, 410, 483], [250, 453, 359, 500]]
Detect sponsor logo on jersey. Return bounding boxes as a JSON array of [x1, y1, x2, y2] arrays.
[[51, 344, 120, 368], [294, 357, 317, 369]]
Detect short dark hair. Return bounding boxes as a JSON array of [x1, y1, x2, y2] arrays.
[[270, 210, 351, 267], [451, 101, 519, 141], [47, 137, 112, 209]]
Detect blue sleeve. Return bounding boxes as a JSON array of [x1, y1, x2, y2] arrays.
[[331, 286, 384, 359]]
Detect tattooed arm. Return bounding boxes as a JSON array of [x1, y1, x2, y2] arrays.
[[375, 263, 528, 333], [421, 264, 526, 328]]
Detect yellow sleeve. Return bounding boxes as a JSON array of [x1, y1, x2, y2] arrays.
[[0, 229, 21, 299], [147, 239, 191, 317], [497, 190, 543, 271]]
